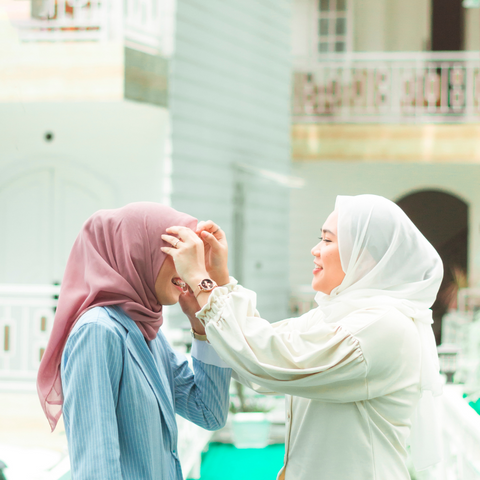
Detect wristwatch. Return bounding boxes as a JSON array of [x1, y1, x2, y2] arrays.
[[194, 278, 218, 298], [191, 329, 208, 341]]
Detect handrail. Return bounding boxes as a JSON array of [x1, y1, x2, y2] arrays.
[[294, 50, 480, 66], [293, 51, 480, 123], [440, 385, 480, 478], [0, 284, 60, 296]]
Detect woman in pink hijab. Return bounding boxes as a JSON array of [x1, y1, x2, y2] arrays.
[[36, 202, 232, 480]]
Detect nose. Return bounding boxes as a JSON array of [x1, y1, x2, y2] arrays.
[[311, 242, 321, 257]]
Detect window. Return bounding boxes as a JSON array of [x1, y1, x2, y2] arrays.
[[318, 0, 349, 53]]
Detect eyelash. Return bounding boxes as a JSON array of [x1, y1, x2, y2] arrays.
[[318, 237, 331, 243]]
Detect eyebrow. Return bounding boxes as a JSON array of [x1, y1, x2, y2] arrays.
[[322, 229, 336, 236]]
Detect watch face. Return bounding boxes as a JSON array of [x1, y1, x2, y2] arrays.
[[200, 279, 215, 290]]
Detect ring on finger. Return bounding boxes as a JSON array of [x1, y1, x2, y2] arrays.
[[172, 239, 180, 248]]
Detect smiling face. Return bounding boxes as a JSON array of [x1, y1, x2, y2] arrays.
[[154, 254, 186, 305], [311, 211, 346, 294]]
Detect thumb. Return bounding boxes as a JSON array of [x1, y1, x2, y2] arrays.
[[179, 290, 200, 311]]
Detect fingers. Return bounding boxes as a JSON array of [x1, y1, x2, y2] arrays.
[[166, 226, 198, 243], [160, 246, 176, 256], [196, 220, 221, 236], [200, 230, 221, 248], [161, 234, 182, 248]]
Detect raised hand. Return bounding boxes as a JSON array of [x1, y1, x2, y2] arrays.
[[161, 226, 209, 290], [196, 220, 229, 286], [179, 286, 206, 336]]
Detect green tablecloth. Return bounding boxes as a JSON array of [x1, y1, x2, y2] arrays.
[[188, 443, 285, 480]]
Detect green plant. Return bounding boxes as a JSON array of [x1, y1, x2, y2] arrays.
[[439, 266, 468, 310], [0, 460, 7, 480], [229, 381, 273, 414]]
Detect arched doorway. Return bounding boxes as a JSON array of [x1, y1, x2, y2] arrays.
[[396, 190, 468, 345]]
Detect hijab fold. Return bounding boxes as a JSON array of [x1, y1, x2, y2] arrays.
[[37, 203, 197, 431], [315, 195, 443, 471]]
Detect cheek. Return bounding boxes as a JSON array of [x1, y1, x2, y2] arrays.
[[325, 248, 343, 273]]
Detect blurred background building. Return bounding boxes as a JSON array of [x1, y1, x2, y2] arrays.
[[290, 0, 480, 344], [1, 0, 480, 479]]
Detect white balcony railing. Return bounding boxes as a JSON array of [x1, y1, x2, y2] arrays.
[[10, 0, 175, 54], [124, 0, 175, 56], [0, 284, 59, 388], [293, 52, 480, 123], [13, 0, 112, 41], [439, 385, 480, 480]]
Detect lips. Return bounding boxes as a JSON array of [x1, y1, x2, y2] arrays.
[[171, 277, 187, 292]]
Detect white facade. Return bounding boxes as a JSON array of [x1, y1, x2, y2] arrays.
[[289, 161, 480, 287], [0, 0, 172, 287], [290, 0, 480, 294], [293, 0, 479, 56], [0, 101, 169, 284]]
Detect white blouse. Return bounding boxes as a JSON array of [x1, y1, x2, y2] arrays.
[[196, 280, 422, 480]]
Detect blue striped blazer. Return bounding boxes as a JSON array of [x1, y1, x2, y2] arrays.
[[61, 305, 232, 479]]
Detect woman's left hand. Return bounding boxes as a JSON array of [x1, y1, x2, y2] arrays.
[[161, 226, 209, 290]]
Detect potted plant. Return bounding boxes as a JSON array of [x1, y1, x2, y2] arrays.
[[229, 380, 273, 449]]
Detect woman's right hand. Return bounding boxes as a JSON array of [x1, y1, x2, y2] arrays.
[[196, 220, 230, 286], [179, 287, 206, 336]]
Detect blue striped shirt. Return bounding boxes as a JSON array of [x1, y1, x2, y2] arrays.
[[61, 305, 232, 479]]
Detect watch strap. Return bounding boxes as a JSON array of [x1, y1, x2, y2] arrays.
[[191, 329, 208, 341]]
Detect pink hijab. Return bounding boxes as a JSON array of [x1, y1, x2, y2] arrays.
[[37, 202, 197, 430]]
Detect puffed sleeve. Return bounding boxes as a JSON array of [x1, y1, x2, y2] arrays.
[[196, 283, 369, 403]]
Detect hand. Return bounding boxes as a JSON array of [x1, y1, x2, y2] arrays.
[[179, 286, 206, 336], [161, 226, 208, 290], [196, 220, 229, 285]]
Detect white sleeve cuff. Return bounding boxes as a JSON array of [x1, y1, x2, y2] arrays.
[[220, 276, 238, 291], [191, 338, 230, 368]]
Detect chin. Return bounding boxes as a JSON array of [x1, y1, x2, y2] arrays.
[[164, 292, 181, 306], [171, 296, 181, 306], [312, 281, 327, 294]]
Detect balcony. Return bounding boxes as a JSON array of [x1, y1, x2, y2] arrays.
[[8, 0, 174, 55], [12, 0, 112, 42], [293, 52, 480, 124]]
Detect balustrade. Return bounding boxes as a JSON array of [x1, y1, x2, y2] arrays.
[[14, 0, 111, 41], [124, 0, 175, 55], [440, 385, 480, 479], [0, 284, 59, 388], [11, 0, 174, 51], [293, 52, 480, 123]]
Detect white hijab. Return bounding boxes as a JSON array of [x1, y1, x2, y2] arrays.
[[315, 194, 443, 471]]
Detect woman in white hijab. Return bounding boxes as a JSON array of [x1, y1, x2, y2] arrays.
[[162, 194, 443, 480]]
